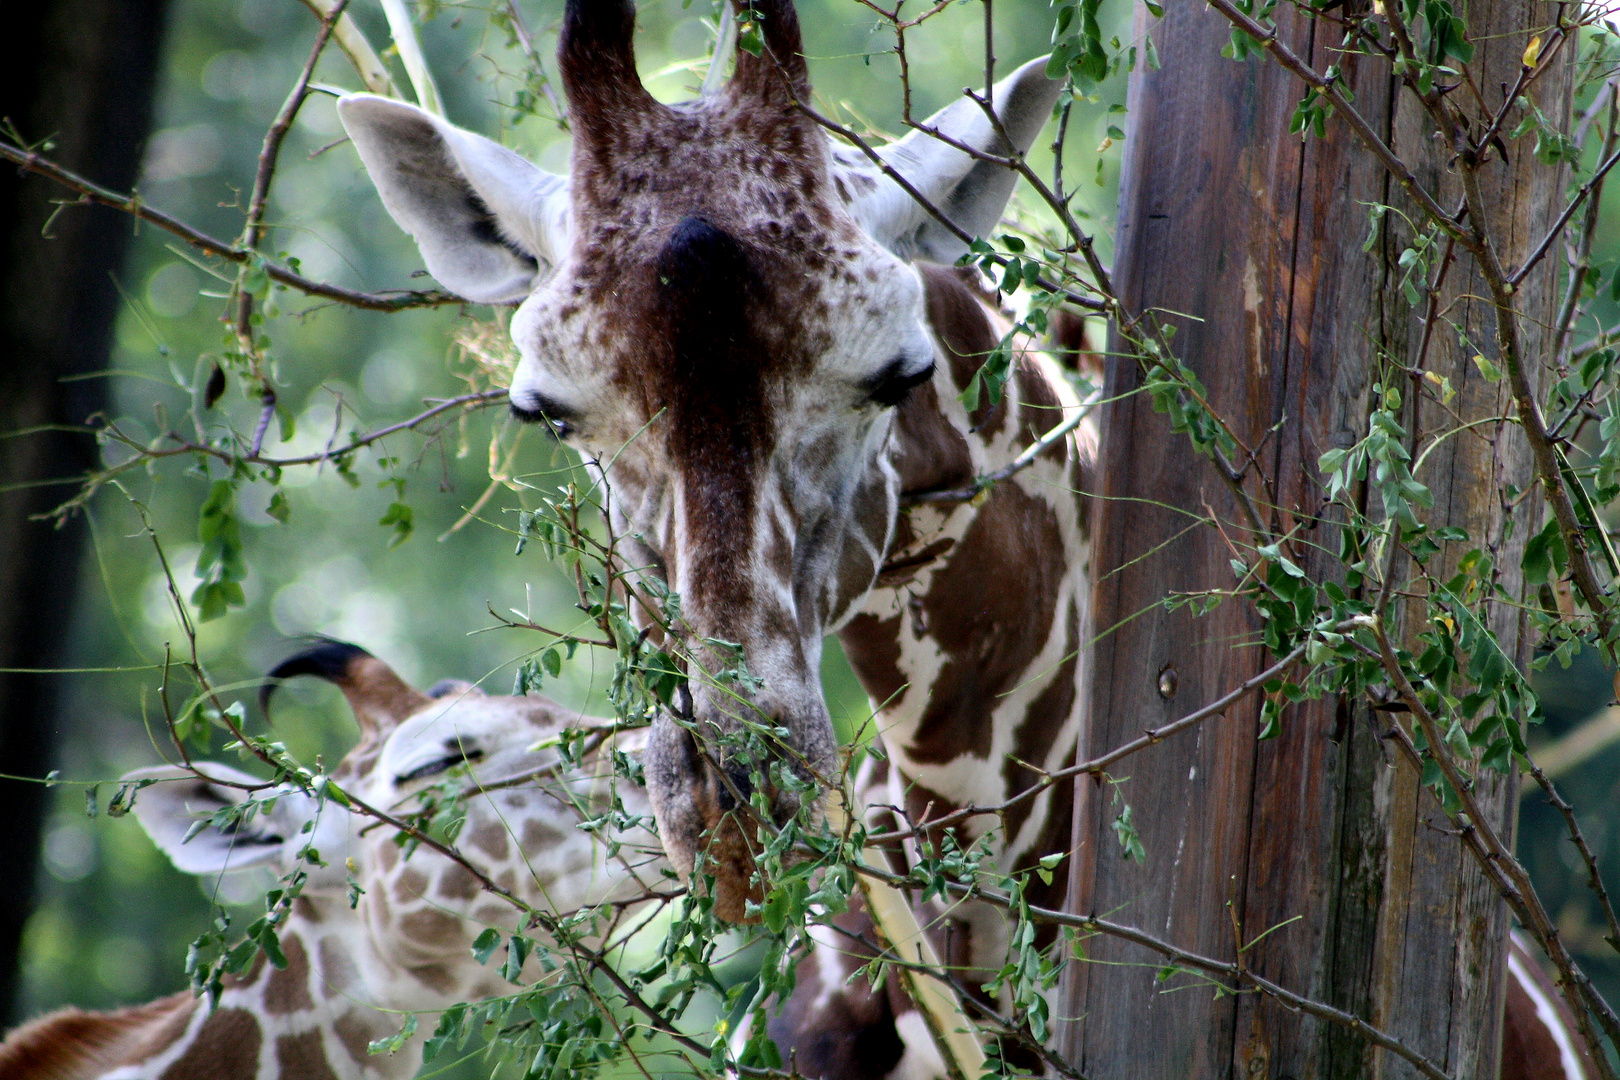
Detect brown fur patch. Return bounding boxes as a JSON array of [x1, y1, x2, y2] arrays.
[[906, 485, 1066, 764], [276, 1030, 341, 1080], [438, 863, 482, 902], [333, 1011, 377, 1066], [468, 821, 511, 862], [318, 935, 359, 994], [264, 933, 314, 1015], [521, 818, 567, 852], [400, 907, 463, 943], [919, 264, 1007, 437], [410, 962, 460, 995], [159, 1007, 261, 1080], [839, 612, 907, 711], [1000, 598, 1079, 848], [1503, 936, 1597, 1080], [393, 867, 431, 901]]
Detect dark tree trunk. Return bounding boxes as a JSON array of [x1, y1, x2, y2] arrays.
[[1062, 3, 1566, 1077], [0, 0, 168, 1022]]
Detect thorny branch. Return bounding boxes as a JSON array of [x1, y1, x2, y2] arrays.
[[1369, 624, 1620, 1079]]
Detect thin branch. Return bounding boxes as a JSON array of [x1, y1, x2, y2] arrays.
[[1202, 0, 1616, 650], [902, 399, 1095, 505], [1370, 625, 1620, 1076], [160, 389, 506, 468], [867, 643, 1309, 844], [0, 141, 460, 312], [1524, 753, 1620, 956], [1202, 0, 1464, 237], [1508, 141, 1620, 288], [849, 860, 1454, 1080], [790, 102, 1107, 313], [237, 0, 350, 453], [295, 0, 396, 95]]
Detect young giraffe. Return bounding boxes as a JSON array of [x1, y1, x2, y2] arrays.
[[0, 641, 662, 1080]]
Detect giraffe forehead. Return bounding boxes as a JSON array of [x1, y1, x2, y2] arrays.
[[525, 102, 913, 398]]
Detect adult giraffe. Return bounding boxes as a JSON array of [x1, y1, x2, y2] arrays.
[[337, 0, 1089, 944], [0, 641, 662, 1080]]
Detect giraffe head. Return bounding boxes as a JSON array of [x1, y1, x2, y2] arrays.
[[129, 640, 659, 1011], [336, 0, 1060, 919]]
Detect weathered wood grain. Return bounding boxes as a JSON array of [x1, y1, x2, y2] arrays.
[[1061, 3, 1567, 1077]]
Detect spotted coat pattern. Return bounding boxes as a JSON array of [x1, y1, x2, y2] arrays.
[[0, 644, 660, 1080]]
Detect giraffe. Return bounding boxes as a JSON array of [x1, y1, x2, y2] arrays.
[[0, 640, 662, 1080], [333, 0, 1088, 1063], [329, 7, 1611, 1079], [336, 0, 1087, 931]]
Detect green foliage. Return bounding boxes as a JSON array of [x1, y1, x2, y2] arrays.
[[20, 0, 1620, 1074], [192, 480, 247, 621]]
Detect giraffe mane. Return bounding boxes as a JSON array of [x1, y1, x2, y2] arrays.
[[0, 992, 195, 1080]]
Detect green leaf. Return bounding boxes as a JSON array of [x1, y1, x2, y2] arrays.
[[378, 501, 414, 548], [423, 1004, 467, 1062], [369, 1014, 418, 1056], [471, 927, 501, 965], [1111, 801, 1145, 862]]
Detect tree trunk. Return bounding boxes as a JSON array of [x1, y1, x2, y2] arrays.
[[1062, 3, 1565, 1077], [0, 0, 168, 1022]]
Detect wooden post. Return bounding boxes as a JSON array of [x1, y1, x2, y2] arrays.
[[1062, 4, 1568, 1077]]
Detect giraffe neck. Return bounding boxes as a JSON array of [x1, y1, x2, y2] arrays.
[[0, 897, 419, 1080], [839, 265, 1093, 961]]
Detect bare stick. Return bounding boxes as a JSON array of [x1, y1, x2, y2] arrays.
[[0, 141, 459, 312]]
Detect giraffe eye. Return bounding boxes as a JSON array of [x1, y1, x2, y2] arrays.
[[510, 394, 577, 438], [396, 745, 484, 784], [864, 356, 935, 408]]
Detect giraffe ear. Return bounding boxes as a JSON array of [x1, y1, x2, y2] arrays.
[[337, 94, 571, 304], [125, 765, 314, 877], [838, 56, 1062, 263]]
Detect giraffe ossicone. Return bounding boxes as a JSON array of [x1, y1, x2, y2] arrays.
[[0, 640, 662, 1080]]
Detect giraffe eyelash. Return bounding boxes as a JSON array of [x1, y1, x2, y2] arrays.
[[395, 746, 484, 784], [865, 357, 936, 408]]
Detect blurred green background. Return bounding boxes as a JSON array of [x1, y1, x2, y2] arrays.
[[7, 0, 1128, 1060], [8, 0, 1619, 1074]]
